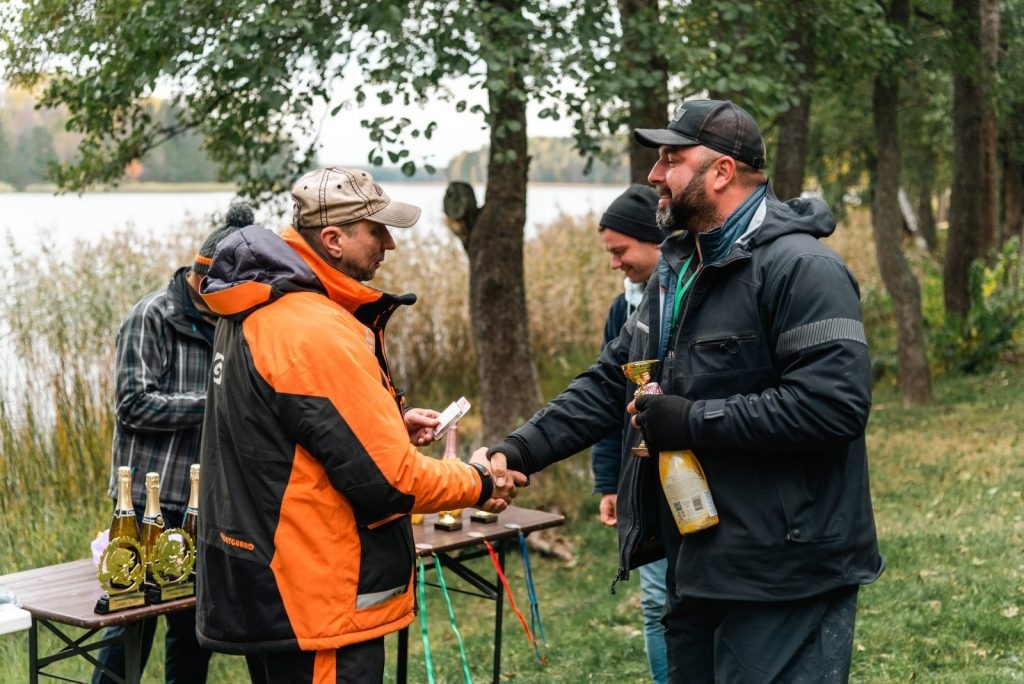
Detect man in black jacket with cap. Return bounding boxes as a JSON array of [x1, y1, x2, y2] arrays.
[[486, 100, 883, 683]]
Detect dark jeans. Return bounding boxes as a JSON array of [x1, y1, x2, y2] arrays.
[[664, 585, 859, 684], [92, 506, 212, 684], [245, 637, 385, 684]]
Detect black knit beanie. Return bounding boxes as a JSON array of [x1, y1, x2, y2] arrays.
[[599, 184, 662, 244], [192, 201, 255, 276]]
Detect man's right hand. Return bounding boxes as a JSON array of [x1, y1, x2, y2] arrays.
[[470, 448, 528, 512], [599, 493, 617, 526]]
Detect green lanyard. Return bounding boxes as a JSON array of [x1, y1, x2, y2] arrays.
[[671, 254, 699, 328]]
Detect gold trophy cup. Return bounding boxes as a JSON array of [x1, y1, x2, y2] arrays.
[[622, 359, 663, 457]]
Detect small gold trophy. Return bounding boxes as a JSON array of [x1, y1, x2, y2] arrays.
[[95, 537, 147, 613], [622, 360, 720, 535], [622, 359, 662, 457], [471, 509, 499, 524], [145, 528, 196, 603]]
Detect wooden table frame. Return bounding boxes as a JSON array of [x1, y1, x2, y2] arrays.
[[0, 506, 563, 684]]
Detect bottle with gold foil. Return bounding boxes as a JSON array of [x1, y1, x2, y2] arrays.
[[94, 466, 148, 612], [109, 466, 141, 544], [139, 472, 165, 580], [181, 464, 200, 547], [434, 423, 463, 530]]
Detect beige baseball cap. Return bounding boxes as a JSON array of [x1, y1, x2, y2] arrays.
[[291, 166, 421, 230]]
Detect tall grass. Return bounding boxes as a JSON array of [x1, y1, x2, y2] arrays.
[[2, 206, 1023, 681]]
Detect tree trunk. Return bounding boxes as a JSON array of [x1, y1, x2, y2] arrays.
[[871, 0, 932, 407], [944, 0, 987, 320], [468, 9, 541, 444], [1005, 153, 1024, 246], [980, 0, 1000, 252], [917, 189, 939, 253], [772, 5, 815, 201], [617, 0, 668, 183], [1001, 104, 1024, 247]]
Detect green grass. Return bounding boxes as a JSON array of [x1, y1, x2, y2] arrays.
[[3, 366, 1024, 682]]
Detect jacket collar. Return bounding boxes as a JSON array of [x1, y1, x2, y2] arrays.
[[201, 225, 415, 329]]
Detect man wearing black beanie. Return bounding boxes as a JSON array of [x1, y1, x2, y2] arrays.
[[593, 183, 668, 684]]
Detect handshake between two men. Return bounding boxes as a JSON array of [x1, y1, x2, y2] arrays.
[[403, 406, 529, 513]]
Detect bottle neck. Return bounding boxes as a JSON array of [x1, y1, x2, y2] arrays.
[[143, 485, 161, 519], [116, 477, 134, 513], [187, 477, 200, 510], [443, 425, 459, 459]]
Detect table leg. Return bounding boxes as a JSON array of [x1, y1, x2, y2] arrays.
[[123, 622, 142, 684], [28, 618, 38, 684]]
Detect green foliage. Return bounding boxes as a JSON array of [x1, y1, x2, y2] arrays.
[[447, 136, 629, 184], [0, 86, 232, 188], [8, 125, 58, 190], [0, 0, 617, 194], [930, 238, 1024, 375]]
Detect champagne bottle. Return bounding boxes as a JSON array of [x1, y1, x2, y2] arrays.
[[659, 450, 719, 534], [181, 464, 200, 546], [434, 423, 464, 530], [139, 472, 165, 580], [109, 465, 140, 543], [439, 423, 463, 519], [105, 465, 142, 591]]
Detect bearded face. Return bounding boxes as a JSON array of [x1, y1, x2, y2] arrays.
[[655, 154, 724, 235]]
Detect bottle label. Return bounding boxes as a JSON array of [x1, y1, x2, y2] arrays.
[[660, 451, 718, 534]]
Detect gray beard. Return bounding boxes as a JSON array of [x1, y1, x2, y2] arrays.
[[655, 204, 676, 232]]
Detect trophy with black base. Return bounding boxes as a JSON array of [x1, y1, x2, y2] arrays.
[[95, 466, 148, 613], [145, 528, 196, 603], [470, 509, 498, 524], [95, 536, 148, 614]]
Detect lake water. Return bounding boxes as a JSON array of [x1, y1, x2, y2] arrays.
[[0, 183, 627, 387], [0, 183, 626, 262]]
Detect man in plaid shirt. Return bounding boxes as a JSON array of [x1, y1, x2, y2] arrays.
[[92, 202, 254, 684]]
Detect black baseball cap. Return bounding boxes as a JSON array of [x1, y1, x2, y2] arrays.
[[634, 99, 766, 170]]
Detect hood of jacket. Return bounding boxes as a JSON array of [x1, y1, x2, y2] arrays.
[[200, 225, 416, 328]]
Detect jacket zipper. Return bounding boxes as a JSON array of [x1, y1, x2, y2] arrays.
[[611, 456, 644, 594]]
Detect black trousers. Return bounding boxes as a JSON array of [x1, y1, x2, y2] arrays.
[[664, 586, 859, 684], [245, 637, 385, 684]]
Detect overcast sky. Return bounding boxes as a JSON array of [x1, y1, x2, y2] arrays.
[[310, 72, 575, 168]]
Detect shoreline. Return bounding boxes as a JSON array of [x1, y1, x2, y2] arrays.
[[0, 180, 629, 194]]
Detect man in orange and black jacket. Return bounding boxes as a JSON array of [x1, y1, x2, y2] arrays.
[[195, 167, 522, 683]]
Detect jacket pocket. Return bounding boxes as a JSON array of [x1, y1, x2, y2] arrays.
[[773, 459, 844, 544], [356, 517, 413, 610], [688, 332, 759, 374]]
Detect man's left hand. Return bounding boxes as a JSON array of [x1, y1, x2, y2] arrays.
[[627, 394, 694, 453], [404, 407, 440, 446]]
